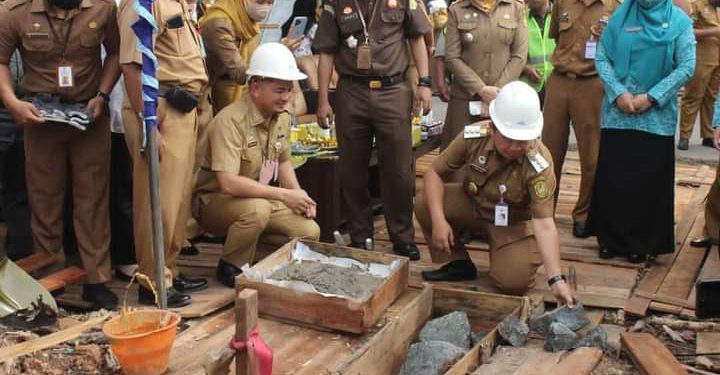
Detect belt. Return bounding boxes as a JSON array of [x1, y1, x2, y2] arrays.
[[342, 73, 404, 89], [556, 71, 598, 80]]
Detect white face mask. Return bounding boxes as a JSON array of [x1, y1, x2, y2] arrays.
[[247, 2, 271, 22]]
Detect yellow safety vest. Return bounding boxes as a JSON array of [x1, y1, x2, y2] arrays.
[[523, 10, 555, 92]]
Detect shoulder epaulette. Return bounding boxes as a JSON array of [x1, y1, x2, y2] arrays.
[[463, 121, 491, 139]]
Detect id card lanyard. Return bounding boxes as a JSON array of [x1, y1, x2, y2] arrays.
[[257, 127, 280, 185], [352, 0, 379, 69], [45, 13, 75, 88], [495, 184, 509, 227]]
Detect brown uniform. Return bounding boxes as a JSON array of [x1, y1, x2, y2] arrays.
[[415, 122, 556, 294], [201, 17, 258, 113], [541, 0, 619, 224], [0, 0, 118, 284], [441, 0, 528, 149], [194, 91, 320, 269], [118, 0, 208, 286], [679, 0, 720, 141], [313, 0, 430, 245]]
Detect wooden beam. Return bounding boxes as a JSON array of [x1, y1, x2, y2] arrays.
[[0, 314, 109, 363], [39, 267, 86, 292], [550, 347, 603, 375], [621, 332, 689, 375], [236, 288, 259, 375], [697, 332, 720, 355], [15, 252, 55, 273]]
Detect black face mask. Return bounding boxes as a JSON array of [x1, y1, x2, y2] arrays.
[[48, 0, 82, 10]]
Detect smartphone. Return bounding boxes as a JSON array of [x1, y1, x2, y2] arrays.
[[287, 16, 308, 40]]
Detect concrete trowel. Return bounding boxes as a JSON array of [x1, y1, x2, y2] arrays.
[[0, 247, 57, 317]]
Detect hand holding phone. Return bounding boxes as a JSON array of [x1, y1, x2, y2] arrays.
[[287, 16, 308, 40]]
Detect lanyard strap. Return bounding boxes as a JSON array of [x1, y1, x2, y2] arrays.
[[45, 13, 75, 60], [352, 0, 380, 42]]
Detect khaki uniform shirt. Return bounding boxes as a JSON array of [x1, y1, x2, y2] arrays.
[[202, 17, 249, 84], [0, 0, 119, 102], [691, 0, 720, 63], [445, 0, 528, 100], [313, 0, 431, 76], [549, 0, 620, 76], [118, 0, 208, 95], [432, 123, 556, 223], [195, 90, 292, 197]]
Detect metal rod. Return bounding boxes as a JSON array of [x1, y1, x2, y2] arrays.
[[148, 127, 167, 309]]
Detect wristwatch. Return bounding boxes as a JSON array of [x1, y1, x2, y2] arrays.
[[96, 91, 110, 102], [418, 76, 432, 88], [547, 274, 567, 287]]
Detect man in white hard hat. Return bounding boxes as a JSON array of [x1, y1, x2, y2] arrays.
[[193, 43, 320, 287], [415, 81, 575, 305]]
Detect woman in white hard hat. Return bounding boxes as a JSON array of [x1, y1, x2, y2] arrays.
[[193, 43, 320, 287], [415, 81, 575, 305]]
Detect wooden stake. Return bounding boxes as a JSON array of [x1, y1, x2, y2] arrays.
[[236, 288, 258, 375]]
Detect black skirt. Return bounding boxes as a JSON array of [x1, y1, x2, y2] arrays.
[[588, 129, 675, 256]]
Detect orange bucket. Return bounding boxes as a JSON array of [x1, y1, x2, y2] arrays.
[[103, 310, 181, 375]]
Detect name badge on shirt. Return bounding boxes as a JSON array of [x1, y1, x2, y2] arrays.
[[494, 184, 508, 227], [585, 40, 597, 60], [58, 65, 74, 88]]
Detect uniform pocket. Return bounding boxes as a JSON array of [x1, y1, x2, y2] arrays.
[[457, 21, 479, 46], [338, 13, 364, 36], [497, 19, 517, 45], [80, 33, 103, 48], [380, 9, 404, 23], [173, 26, 197, 57], [22, 35, 53, 52]]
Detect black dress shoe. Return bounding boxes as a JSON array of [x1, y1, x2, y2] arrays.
[[627, 253, 645, 264], [216, 259, 242, 288], [422, 259, 477, 281], [677, 138, 689, 151], [702, 137, 715, 148], [180, 243, 200, 256], [82, 283, 118, 310], [393, 243, 420, 261], [173, 273, 208, 293], [598, 248, 615, 259], [691, 237, 711, 248], [573, 222, 592, 238], [138, 286, 191, 308]]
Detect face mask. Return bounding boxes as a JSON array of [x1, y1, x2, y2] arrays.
[[636, 0, 663, 9], [49, 0, 82, 9], [247, 2, 271, 22]]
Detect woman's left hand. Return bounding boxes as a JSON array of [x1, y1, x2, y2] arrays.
[[551, 281, 577, 307], [632, 94, 653, 113]]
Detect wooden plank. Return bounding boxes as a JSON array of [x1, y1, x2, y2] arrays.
[[621, 332, 689, 375], [625, 184, 710, 317], [656, 213, 708, 300], [237, 239, 409, 334], [697, 332, 720, 355], [0, 315, 109, 363], [511, 351, 563, 374], [15, 252, 56, 273], [549, 347, 603, 375], [235, 289, 258, 375], [38, 266, 86, 292]]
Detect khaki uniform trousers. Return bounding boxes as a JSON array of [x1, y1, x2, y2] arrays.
[[175, 92, 214, 250], [334, 78, 415, 245], [541, 73, 604, 223], [197, 194, 320, 268], [414, 183, 542, 296], [706, 160, 720, 244], [123, 98, 197, 287], [25, 115, 112, 284], [679, 60, 720, 140]]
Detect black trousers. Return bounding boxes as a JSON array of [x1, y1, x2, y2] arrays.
[[110, 133, 136, 266], [0, 128, 32, 260]]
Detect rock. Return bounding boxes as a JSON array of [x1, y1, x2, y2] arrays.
[[530, 304, 591, 334], [470, 331, 487, 347], [399, 340, 467, 375], [598, 324, 624, 354], [574, 326, 608, 350], [544, 322, 578, 352], [497, 315, 530, 347], [419, 311, 472, 350], [630, 320, 645, 332]]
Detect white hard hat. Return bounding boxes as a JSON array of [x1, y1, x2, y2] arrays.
[[246, 43, 307, 82], [489, 81, 543, 141]]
